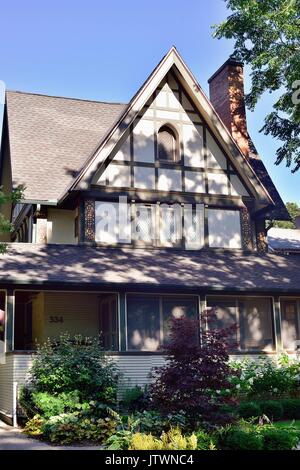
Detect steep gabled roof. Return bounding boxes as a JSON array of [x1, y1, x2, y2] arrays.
[[5, 91, 126, 201], [67, 47, 273, 211], [2, 48, 288, 219]]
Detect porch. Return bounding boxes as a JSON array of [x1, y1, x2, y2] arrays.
[[1, 288, 300, 424]]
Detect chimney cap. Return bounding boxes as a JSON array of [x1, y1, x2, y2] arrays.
[[208, 56, 244, 84]]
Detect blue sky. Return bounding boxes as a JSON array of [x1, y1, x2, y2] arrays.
[[0, 0, 299, 205]]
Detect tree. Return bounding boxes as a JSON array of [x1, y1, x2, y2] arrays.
[[0, 185, 23, 253], [272, 201, 300, 228], [148, 315, 236, 424], [213, 0, 300, 171]]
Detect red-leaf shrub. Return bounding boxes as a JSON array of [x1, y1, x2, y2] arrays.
[[148, 313, 236, 424]]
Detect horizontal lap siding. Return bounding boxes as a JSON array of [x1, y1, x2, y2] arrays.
[[13, 355, 33, 384], [0, 353, 275, 421], [0, 355, 14, 419], [112, 355, 166, 391]]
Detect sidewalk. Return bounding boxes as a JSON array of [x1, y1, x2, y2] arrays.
[[0, 420, 99, 450]]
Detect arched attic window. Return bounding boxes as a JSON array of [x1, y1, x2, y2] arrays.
[[157, 125, 179, 163]]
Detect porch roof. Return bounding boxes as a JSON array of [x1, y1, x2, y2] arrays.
[[0, 243, 300, 293]]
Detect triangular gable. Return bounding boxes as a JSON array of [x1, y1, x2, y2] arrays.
[[64, 47, 273, 210], [93, 73, 250, 198]]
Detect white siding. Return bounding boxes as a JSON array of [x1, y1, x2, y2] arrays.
[[0, 355, 14, 420], [0, 352, 287, 422]]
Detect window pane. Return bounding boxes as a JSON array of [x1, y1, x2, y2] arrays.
[[158, 126, 176, 161], [95, 202, 119, 243], [281, 300, 299, 350], [207, 297, 275, 352], [184, 205, 204, 250], [208, 209, 242, 248], [206, 298, 238, 346], [133, 205, 155, 243], [159, 205, 182, 246], [239, 298, 274, 351], [162, 296, 198, 344], [127, 296, 160, 351], [99, 295, 118, 351]]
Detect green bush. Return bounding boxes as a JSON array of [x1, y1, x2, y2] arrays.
[[26, 334, 118, 402], [133, 410, 188, 435], [238, 402, 261, 419], [42, 409, 118, 444], [281, 399, 300, 420], [229, 355, 300, 400], [195, 429, 217, 450], [121, 386, 147, 412], [261, 426, 299, 450], [219, 428, 264, 450], [30, 391, 83, 419], [260, 400, 283, 421]]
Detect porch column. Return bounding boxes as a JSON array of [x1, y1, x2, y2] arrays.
[[5, 289, 14, 352], [273, 296, 283, 352], [119, 293, 127, 351]]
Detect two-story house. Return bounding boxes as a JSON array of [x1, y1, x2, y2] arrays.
[[0, 47, 300, 425]]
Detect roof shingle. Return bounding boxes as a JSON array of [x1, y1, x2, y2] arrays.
[[5, 91, 126, 201], [0, 244, 299, 293]]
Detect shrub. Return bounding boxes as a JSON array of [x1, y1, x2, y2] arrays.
[[149, 315, 235, 424], [129, 428, 198, 451], [281, 398, 300, 420], [25, 334, 118, 402], [238, 402, 261, 419], [260, 400, 283, 421], [222, 428, 264, 450], [261, 426, 299, 450], [30, 391, 83, 419], [121, 386, 147, 412], [216, 422, 264, 450], [229, 354, 300, 400], [23, 415, 45, 437], [42, 410, 118, 444], [135, 410, 188, 435], [195, 429, 217, 450]]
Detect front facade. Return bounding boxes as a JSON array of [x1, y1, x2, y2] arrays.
[[0, 48, 300, 424]]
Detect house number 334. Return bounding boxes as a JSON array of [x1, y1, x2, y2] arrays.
[[49, 316, 64, 323]]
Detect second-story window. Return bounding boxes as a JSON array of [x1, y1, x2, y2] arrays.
[[157, 125, 179, 162]]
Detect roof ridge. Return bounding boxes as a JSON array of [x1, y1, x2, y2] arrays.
[[6, 89, 127, 106]]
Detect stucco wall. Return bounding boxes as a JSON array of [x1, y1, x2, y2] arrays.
[[47, 208, 76, 244]]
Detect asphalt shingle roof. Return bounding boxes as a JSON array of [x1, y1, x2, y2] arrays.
[[1, 243, 300, 293], [268, 227, 300, 253], [5, 91, 126, 201], [4, 90, 289, 221]]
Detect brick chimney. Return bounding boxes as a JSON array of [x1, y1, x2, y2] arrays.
[[208, 58, 250, 157]]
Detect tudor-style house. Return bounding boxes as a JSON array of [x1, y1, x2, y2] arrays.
[[0, 47, 300, 424]]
